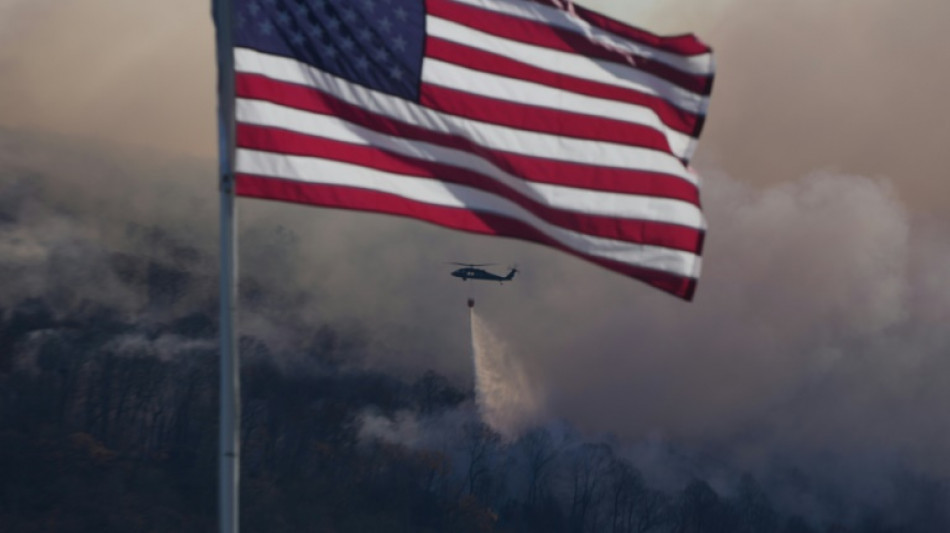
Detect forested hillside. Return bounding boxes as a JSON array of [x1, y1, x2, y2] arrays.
[[1, 262, 947, 532]]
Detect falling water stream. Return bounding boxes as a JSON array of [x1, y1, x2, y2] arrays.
[[469, 306, 545, 440]]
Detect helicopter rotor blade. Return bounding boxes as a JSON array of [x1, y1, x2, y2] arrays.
[[448, 262, 495, 267]]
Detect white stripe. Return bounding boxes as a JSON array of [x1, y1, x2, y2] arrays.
[[236, 148, 701, 278], [427, 16, 708, 115], [234, 48, 698, 186], [447, 0, 714, 77], [422, 58, 697, 160], [237, 98, 705, 229]]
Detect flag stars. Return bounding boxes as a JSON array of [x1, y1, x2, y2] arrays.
[[232, 0, 421, 101], [392, 35, 406, 52]]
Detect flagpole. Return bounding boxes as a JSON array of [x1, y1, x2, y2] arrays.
[[213, 1, 240, 532]]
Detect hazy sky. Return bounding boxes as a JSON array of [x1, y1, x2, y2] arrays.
[[2, 0, 949, 495], [2, 0, 947, 209]]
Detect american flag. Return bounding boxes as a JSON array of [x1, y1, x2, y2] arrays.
[[226, 0, 714, 300]]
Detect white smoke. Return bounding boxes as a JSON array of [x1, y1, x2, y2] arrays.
[[470, 308, 546, 440]]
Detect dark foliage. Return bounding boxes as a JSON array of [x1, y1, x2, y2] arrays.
[[1, 215, 948, 532], [3, 293, 949, 533]]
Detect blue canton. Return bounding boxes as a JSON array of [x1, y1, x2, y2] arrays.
[[234, 0, 426, 101]]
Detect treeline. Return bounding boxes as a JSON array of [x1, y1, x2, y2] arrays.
[[0, 209, 945, 532], [2, 292, 948, 533]]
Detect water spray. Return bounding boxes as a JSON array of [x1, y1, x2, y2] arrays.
[[468, 305, 545, 440]]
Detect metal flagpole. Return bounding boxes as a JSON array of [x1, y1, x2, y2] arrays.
[[213, 1, 240, 532]]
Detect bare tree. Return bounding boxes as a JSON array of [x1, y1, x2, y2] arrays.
[[462, 421, 501, 500], [633, 488, 670, 533], [519, 428, 559, 508], [566, 442, 613, 533]]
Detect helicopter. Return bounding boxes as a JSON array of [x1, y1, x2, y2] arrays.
[[449, 263, 518, 283]]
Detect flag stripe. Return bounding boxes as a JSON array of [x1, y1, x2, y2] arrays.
[[233, 149, 701, 277], [421, 59, 697, 159], [427, 16, 708, 115], [462, 0, 713, 62], [235, 173, 699, 299], [234, 95, 705, 230], [425, 38, 703, 139], [235, 112, 703, 230], [233, 50, 700, 187], [237, 123, 705, 252], [569, 1, 713, 56], [419, 80, 669, 154], [235, 73, 703, 213], [427, 0, 712, 95]]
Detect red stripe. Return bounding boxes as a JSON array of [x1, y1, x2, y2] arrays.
[[428, 0, 712, 95], [420, 84, 673, 153], [425, 37, 703, 138], [237, 123, 704, 252], [235, 173, 697, 300], [573, 4, 712, 57], [522, 0, 712, 57], [236, 73, 700, 202]]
